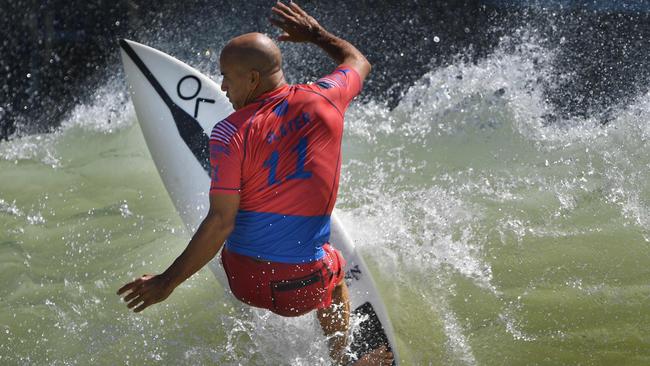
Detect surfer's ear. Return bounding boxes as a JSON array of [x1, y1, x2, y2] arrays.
[[250, 70, 262, 90], [250, 70, 261, 86]]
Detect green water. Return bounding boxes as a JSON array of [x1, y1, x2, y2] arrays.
[[2, 35, 650, 365]]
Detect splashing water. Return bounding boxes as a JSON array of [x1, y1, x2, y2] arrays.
[[1, 26, 650, 365]]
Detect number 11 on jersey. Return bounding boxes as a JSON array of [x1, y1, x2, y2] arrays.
[[263, 136, 312, 186]]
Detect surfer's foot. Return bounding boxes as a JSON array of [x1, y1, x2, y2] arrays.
[[353, 346, 394, 366]]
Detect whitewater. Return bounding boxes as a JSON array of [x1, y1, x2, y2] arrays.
[[1, 28, 649, 365]]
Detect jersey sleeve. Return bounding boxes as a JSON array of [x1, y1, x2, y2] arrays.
[[311, 65, 362, 113], [209, 119, 242, 195]]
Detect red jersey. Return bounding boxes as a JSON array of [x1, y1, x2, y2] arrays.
[[209, 66, 361, 263]]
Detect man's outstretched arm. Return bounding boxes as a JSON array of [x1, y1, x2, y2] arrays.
[[269, 1, 371, 82], [117, 193, 239, 312]]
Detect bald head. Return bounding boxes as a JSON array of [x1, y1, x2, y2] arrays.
[[219, 32, 286, 110], [220, 32, 283, 75]]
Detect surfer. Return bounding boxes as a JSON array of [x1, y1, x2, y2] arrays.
[[118, 2, 392, 364]]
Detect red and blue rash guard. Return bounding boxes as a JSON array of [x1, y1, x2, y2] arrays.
[[209, 66, 362, 263]]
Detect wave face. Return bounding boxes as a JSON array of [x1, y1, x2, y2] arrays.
[[1, 3, 650, 365], [6, 1, 650, 138]]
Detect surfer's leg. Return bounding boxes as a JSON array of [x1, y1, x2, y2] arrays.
[[317, 279, 350, 365]]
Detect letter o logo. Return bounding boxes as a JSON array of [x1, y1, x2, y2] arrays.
[[177, 75, 201, 100]]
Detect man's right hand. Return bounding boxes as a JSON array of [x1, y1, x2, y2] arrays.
[[269, 1, 323, 43], [269, 1, 372, 82], [117, 274, 175, 313]]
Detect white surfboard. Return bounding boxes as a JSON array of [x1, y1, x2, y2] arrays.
[[119, 38, 398, 363]]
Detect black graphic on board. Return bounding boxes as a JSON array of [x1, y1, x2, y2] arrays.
[[119, 39, 211, 174], [345, 264, 362, 284], [177, 75, 201, 100], [176, 76, 216, 118], [349, 302, 395, 366], [194, 98, 215, 118]]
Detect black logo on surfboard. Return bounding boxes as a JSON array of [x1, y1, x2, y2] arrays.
[[176, 75, 216, 118], [345, 264, 362, 284], [120, 39, 211, 175]]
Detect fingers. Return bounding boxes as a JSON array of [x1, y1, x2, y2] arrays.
[[274, 1, 295, 16], [270, 1, 314, 43], [271, 3, 296, 22], [127, 295, 151, 312], [269, 15, 288, 29], [269, 14, 296, 42], [277, 32, 291, 42], [269, 18, 292, 42], [116, 280, 138, 295], [117, 274, 171, 313], [288, 1, 308, 16], [269, 8, 295, 33], [127, 295, 144, 309], [133, 302, 149, 313], [117, 274, 148, 295], [122, 290, 139, 302], [271, 7, 292, 21], [117, 275, 150, 311], [125, 286, 152, 311]]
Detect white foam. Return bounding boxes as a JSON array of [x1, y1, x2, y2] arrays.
[[59, 80, 135, 134], [0, 74, 135, 166], [338, 24, 650, 361], [0, 198, 24, 217]]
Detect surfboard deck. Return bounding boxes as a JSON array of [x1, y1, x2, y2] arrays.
[[119, 38, 398, 364]]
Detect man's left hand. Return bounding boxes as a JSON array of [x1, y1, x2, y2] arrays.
[[117, 274, 174, 313]]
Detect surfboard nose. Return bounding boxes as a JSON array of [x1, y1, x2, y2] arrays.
[[119, 39, 131, 50]]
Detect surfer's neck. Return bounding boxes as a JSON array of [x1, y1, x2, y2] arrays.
[[252, 69, 287, 99]]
